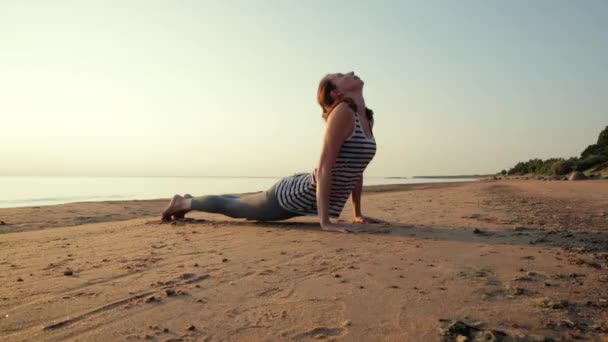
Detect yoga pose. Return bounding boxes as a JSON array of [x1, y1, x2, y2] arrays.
[[162, 72, 386, 233]]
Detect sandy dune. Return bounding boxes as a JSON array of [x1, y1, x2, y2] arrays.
[[1, 180, 607, 341]]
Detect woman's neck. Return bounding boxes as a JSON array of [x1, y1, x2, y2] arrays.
[[344, 92, 365, 113]]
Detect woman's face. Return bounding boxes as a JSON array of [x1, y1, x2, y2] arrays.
[[328, 71, 364, 93]]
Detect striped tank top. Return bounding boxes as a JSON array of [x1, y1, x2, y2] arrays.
[[276, 112, 377, 218]]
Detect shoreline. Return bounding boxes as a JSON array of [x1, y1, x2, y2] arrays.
[[0, 180, 476, 211], [0, 181, 472, 234], [1, 179, 606, 235], [4, 175, 607, 213]]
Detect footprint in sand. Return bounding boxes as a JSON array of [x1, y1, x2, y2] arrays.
[[293, 327, 346, 340], [257, 287, 282, 298], [257, 269, 274, 276]]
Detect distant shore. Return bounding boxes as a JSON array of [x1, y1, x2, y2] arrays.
[[413, 175, 492, 179]]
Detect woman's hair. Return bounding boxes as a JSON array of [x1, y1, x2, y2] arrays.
[[317, 77, 374, 125]]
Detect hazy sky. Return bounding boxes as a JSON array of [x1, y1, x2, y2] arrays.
[[1, 0, 606, 177]]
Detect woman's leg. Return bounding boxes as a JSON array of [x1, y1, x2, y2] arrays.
[[189, 194, 246, 217], [162, 183, 299, 221]]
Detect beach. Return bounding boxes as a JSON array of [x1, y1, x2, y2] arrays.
[[1, 180, 607, 341]]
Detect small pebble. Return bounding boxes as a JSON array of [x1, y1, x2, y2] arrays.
[[222, 258, 228, 263], [187, 324, 196, 331], [17, 277, 23, 282], [63, 270, 73, 276]]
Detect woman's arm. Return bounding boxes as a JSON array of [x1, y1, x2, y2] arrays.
[[350, 178, 388, 224], [350, 177, 363, 218], [316, 103, 354, 232], [349, 115, 388, 225]]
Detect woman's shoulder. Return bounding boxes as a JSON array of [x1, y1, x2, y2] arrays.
[[327, 101, 356, 122], [324, 102, 356, 142]]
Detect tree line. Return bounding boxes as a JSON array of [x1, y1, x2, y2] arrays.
[[503, 126, 608, 176]]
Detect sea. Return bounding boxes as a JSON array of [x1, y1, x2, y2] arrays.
[[0, 176, 477, 209]]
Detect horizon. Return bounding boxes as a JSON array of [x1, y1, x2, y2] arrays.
[[0, 173, 492, 179], [1, 1, 607, 178]]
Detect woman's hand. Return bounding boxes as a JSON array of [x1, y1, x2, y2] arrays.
[[353, 215, 389, 225], [320, 221, 354, 233]]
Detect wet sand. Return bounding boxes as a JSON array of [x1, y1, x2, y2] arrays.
[[1, 180, 607, 341]]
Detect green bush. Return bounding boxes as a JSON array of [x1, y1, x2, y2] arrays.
[[598, 126, 608, 146], [576, 154, 608, 172], [550, 159, 576, 176], [505, 125, 607, 176], [581, 144, 602, 159]]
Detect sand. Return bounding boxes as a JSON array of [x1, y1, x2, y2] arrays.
[[1, 180, 607, 341]]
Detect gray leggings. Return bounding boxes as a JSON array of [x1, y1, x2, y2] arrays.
[[190, 182, 300, 221]]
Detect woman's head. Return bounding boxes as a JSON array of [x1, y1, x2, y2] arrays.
[[327, 71, 364, 93], [317, 72, 373, 123]]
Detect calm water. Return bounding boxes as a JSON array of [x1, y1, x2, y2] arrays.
[[0, 176, 477, 208]]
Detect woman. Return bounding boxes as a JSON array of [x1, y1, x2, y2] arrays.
[[162, 72, 386, 233]]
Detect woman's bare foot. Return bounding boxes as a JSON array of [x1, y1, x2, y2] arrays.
[[173, 194, 193, 220], [161, 195, 192, 221]]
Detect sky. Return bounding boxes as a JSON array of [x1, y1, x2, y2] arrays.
[[1, 0, 606, 177]]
